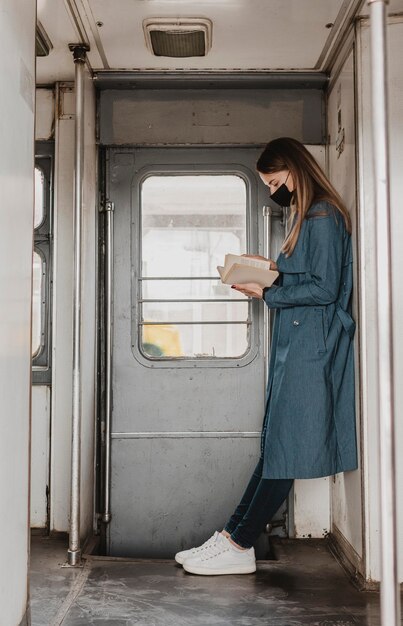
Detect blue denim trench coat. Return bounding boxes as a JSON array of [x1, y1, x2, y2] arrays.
[[261, 201, 358, 479]]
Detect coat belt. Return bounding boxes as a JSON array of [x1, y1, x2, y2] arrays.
[[336, 303, 356, 339]]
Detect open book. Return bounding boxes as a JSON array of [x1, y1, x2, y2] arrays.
[[217, 254, 279, 288]]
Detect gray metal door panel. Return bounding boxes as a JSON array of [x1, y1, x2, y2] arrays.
[[107, 147, 285, 557], [111, 437, 265, 558]]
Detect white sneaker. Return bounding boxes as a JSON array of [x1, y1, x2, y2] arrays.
[[174, 530, 221, 565], [182, 533, 256, 575]]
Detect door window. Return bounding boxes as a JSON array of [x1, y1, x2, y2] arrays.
[[139, 174, 250, 359], [32, 145, 53, 383], [32, 250, 45, 357]]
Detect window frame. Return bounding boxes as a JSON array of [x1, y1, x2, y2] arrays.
[[32, 141, 54, 384], [131, 162, 261, 369]]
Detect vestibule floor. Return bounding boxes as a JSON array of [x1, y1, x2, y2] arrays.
[[29, 533, 402, 626]]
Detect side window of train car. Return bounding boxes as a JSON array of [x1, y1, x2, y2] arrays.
[[136, 171, 254, 363], [32, 143, 53, 383]]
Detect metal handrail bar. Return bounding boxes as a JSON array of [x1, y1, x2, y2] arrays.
[[67, 43, 90, 567]]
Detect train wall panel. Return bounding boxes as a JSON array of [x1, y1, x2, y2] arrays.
[[0, 0, 36, 623], [292, 478, 330, 539], [30, 386, 51, 527], [51, 83, 74, 532], [327, 50, 364, 568], [35, 88, 54, 140], [110, 436, 272, 559], [99, 89, 325, 146]]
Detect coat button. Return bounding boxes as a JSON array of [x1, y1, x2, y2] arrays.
[[293, 320, 300, 326]]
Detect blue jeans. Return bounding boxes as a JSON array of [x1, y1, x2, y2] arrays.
[[223, 456, 294, 549]]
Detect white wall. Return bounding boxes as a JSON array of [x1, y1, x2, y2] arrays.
[[35, 88, 54, 140], [0, 0, 36, 623], [356, 17, 403, 583], [30, 386, 51, 527], [51, 73, 97, 541], [51, 82, 75, 531], [293, 477, 330, 538], [327, 49, 364, 573]]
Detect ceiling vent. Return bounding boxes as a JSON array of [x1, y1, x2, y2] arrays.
[[143, 18, 212, 57]]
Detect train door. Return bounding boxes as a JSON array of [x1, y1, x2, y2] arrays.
[[102, 146, 287, 558]]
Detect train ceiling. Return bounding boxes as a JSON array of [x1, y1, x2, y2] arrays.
[[36, 0, 403, 84]]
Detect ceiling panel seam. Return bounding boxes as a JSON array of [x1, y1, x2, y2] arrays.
[[77, 0, 110, 68], [316, 0, 366, 70], [63, 0, 90, 46]]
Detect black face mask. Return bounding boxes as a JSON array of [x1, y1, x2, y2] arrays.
[[270, 172, 293, 207]]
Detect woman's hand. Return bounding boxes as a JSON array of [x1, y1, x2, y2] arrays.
[[231, 282, 264, 298], [241, 254, 278, 271]]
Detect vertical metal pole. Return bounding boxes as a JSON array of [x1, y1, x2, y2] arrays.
[[367, 2, 400, 624], [102, 201, 114, 524], [67, 43, 90, 567]]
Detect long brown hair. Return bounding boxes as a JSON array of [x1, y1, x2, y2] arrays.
[[256, 137, 352, 256]]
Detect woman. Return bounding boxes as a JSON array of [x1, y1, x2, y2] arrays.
[[175, 137, 358, 576]]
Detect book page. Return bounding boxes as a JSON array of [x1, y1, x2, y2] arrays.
[[224, 254, 271, 271]]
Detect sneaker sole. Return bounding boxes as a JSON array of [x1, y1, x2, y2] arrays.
[[183, 562, 256, 576]]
